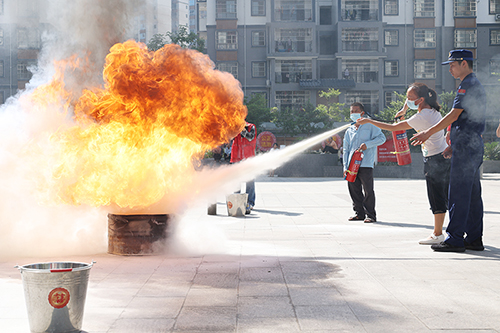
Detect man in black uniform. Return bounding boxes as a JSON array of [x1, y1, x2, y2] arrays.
[[411, 49, 486, 252]]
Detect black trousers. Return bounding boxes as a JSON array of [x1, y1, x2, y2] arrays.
[[347, 167, 376, 220]]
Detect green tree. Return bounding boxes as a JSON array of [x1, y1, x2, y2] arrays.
[[244, 93, 272, 133], [316, 88, 350, 122], [147, 25, 206, 53], [438, 91, 456, 115]]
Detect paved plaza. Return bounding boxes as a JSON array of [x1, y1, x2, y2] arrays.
[[1, 174, 500, 332]]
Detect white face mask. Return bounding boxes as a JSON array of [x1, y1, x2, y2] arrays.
[[350, 113, 362, 122], [406, 98, 420, 110]]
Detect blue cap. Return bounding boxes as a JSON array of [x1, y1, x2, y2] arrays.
[[441, 49, 474, 65]]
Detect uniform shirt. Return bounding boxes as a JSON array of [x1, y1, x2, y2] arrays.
[[450, 72, 486, 147], [407, 108, 448, 157], [343, 123, 386, 171]]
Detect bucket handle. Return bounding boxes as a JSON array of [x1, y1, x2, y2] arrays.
[[14, 261, 96, 272]]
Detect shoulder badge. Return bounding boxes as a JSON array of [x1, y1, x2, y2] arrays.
[[457, 89, 466, 95]]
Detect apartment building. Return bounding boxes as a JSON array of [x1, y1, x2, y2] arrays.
[[203, 0, 500, 116], [0, 0, 189, 104]]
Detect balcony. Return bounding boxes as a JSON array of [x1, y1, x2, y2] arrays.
[[341, 9, 378, 21], [275, 40, 313, 53], [299, 79, 356, 90], [342, 41, 378, 52], [274, 9, 313, 22], [346, 71, 378, 83], [275, 71, 313, 83]]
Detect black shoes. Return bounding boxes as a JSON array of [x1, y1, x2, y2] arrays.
[[431, 242, 466, 252], [348, 215, 365, 221], [464, 237, 484, 251]]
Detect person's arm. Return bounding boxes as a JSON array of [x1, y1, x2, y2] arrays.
[[496, 121, 500, 138], [410, 108, 463, 145], [357, 117, 412, 131]]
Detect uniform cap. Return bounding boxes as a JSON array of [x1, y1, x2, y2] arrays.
[[441, 49, 474, 65]]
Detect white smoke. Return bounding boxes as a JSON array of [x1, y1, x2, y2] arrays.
[[0, 0, 138, 259]]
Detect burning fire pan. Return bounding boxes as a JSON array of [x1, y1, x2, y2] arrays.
[[108, 214, 169, 255]]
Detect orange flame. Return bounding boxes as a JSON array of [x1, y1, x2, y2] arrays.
[[34, 40, 247, 210]]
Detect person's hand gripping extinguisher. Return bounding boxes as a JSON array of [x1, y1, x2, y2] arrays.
[[344, 144, 366, 182]]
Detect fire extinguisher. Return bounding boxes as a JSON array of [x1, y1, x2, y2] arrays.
[[345, 149, 364, 182], [392, 118, 412, 166]]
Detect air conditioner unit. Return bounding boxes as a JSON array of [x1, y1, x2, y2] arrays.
[[496, 13, 500, 21], [382, 47, 387, 53]]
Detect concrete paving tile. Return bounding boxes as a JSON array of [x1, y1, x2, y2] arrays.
[[295, 305, 363, 331], [137, 277, 192, 297], [239, 267, 284, 282], [108, 318, 174, 333], [288, 287, 346, 306], [82, 307, 124, 332], [174, 306, 237, 331], [119, 296, 185, 318], [237, 296, 295, 319], [192, 272, 239, 288], [197, 261, 240, 274], [239, 256, 280, 268], [238, 281, 289, 297], [0, 319, 31, 333], [358, 315, 430, 332], [237, 317, 300, 332], [184, 287, 237, 307]]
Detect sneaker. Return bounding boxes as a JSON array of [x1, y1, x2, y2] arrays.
[[245, 204, 254, 215], [431, 241, 465, 252], [419, 233, 445, 245], [363, 217, 376, 223], [464, 237, 484, 251], [348, 215, 365, 221]]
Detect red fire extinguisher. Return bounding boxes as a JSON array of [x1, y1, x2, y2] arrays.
[[392, 130, 412, 166], [345, 149, 364, 182]]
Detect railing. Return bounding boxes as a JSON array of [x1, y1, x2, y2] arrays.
[[275, 72, 313, 83], [342, 71, 378, 83], [341, 9, 378, 21], [342, 41, 378, 52], [275, 41, 313, 53], [274, 9, 313, 22]]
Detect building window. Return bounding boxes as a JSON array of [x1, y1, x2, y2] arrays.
[[343, 59, 378, 83], [275, 60, 312, 83], [491, 0, 500, 14], [274, 0, 313, 22], [341, 0, 379, 21], [217, 62, 238, 79], [252, 31, 265, 46], [0, 0, 3, 15], [251, 0, 265, 16], [454, 0, 476, 17], [0, 29, 3, 46], [252, 62, 266, 77], [0, 60, 3, 77], [17, 62, 35, 81], [17, 28, 40, 49], [385, 91, 398, 107], [491, 29, 500, 45], [414, 60, 436, 79], [454, 29, 477, 48], [490, 59, 500, 75], [319, 6, 332, 25], [216, 0, 237, 19], [414, 29, 436, 48], [274, 28, 313, 53], [275, 90, 310, 111], [217, 31, 238, 50], [414, 0, 435, 17], [345, 91, 379, 114], [342, 28, 379, 52], [384, 0, 398, 15], [384, 30, 398, 46], [384, 61, 398, 77], [0, 91, 3, 105]]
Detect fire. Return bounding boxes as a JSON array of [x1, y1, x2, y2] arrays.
[[32, 40, 247, 210]]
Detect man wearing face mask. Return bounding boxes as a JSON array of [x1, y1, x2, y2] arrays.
[[343, 102, 386, 223]]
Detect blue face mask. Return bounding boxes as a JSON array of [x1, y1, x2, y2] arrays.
[[406, 98, 420, 110], [350, 113, 362, 122]]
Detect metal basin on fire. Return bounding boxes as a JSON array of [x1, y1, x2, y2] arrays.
[[107, 214, 169, 255]]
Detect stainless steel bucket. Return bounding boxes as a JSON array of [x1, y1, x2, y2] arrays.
[[226, 193, 248, 217], [16, 261, 95, 333]]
